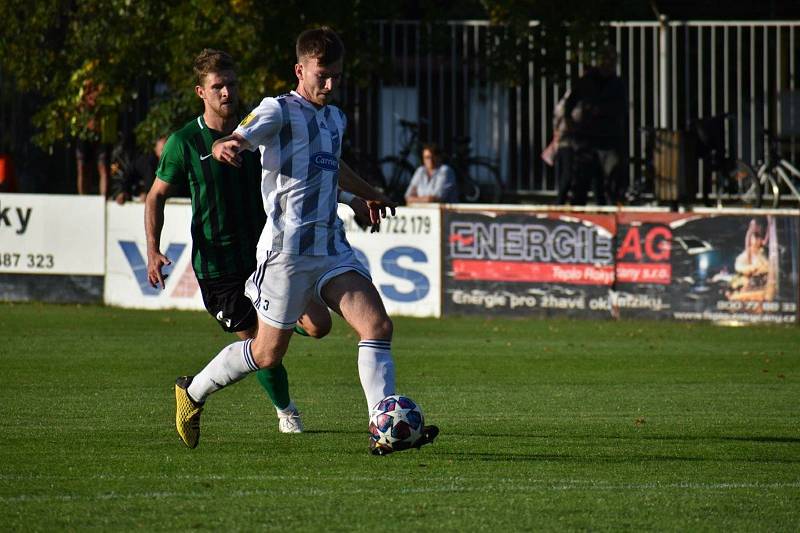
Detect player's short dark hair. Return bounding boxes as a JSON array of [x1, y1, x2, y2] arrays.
[[193, 49, 235, 85], [296, 27, 345, 65]]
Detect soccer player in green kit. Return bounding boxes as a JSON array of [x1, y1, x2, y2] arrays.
[[145, 49, 378, 434]]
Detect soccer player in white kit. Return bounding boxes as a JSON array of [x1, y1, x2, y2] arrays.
[[174, 27, 438, 455]]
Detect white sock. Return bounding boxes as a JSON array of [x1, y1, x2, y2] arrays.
[[357, 339, 396, 413], [275, 401, 298, 417], [187, 339, 259, 403]]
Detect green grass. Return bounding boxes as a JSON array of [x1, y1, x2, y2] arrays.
[[1, 303, 798, 531]]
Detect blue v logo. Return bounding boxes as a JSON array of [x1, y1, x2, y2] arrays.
[[118, 241, 187, 296]]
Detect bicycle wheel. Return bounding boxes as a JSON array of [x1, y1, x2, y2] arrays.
[[769, 174, 782, 208], [758, 166, 782, 208], [466, 158, 503, 203], [731, 160, 762, 208], [459, 176, 480, 202], [345, 150, 389, 194], [379, 156, 415, 203]]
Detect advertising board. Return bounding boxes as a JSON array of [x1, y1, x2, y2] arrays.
[[615, 211, 799, 324], [105, 202, 442, 317], [0, 193, 104, 275], [443, 209, 616, 318], [105, 201, 204, 310], [339, 205, 441, 317]]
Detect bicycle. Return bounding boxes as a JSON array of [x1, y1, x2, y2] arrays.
[[751, 129, 800, 208], [378, 118, 422, 203], [693, 113, 761, 208], [625, 126, 657, 205], [380, 118, 503, 204], [340, 141, 386, 193], [448, 136, 503, 203], [626, 117, 760, 208]]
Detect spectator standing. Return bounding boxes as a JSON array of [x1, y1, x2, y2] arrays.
[[75, 72, 117, 197], [111, 136, 174, 204], [556, 47, 626, 205]]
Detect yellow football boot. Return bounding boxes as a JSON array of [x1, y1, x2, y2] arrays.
[[175, 376, 203, 449]]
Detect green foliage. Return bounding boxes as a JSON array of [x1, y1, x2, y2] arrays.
[[0, 0, 653, 150], [1, 304, 799, 530], [0, 0, 166, 149], [133, 91, 199, 150], [0, 1, 70, 94], [480, 0, 652, 84], [1, 0, 400, 151]]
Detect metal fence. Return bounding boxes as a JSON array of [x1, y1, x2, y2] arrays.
[[341, 20, 800, 202], [3, 20, 799, 200]]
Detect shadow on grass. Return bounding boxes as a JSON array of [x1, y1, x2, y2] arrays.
[[436, 432, 800, 463], [440, 451, 708, 462], [294, 429, 800, 453], [299, 429, 365, 435], [637, 435, 800, 444], [445, 431, 800, 445]]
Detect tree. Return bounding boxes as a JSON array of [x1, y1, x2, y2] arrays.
[[0, 0, 400, 151], [0, 0, 648, 154], [478, 0, 651, 85], [1, 0, 169, 150]]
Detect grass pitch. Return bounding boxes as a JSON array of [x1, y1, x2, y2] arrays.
[[1, 303, 798, 531]]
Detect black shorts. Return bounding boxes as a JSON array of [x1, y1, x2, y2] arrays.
[[75, 140, 110, 165], [197, 273, 257, 333]]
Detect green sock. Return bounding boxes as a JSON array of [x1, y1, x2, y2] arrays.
[[255, 363, 291, 410], [293, 325, 309, 337]]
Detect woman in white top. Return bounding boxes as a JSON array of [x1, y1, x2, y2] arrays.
[[404, 143, 459, 203]]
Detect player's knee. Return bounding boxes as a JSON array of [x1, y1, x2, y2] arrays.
[[304, 320, 332, 339], [252, 349, 285, 369], [250, 333, 290, 368], [365, 315, 393, 340]]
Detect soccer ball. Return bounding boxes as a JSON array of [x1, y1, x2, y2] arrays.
[[369, 395, 424, 452]]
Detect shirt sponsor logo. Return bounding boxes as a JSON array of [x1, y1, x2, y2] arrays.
[[310, 152, 339, 172]]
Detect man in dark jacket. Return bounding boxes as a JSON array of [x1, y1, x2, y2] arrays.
[[556, 47, 626, 205]]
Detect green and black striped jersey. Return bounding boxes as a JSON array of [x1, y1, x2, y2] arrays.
[[156, 116, 265, 279]]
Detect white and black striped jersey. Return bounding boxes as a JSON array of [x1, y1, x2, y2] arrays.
[[235, 90, 350, 257]]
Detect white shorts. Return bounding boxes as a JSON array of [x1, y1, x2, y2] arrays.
[[244, 248, 371, 329]]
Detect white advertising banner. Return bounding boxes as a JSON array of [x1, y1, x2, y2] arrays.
[[104, 200, 205, 310], [0, 193, 105, 275], [339, 204, 441, 318], [104, 200, 441, 317]]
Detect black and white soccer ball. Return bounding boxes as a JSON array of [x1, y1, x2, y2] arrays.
[[368, 395, 424, 452]]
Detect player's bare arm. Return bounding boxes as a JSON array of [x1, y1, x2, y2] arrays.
[[212, 133, 251, 167], [347, 195, 380, 233], [405, 185, 438, 203], [339, 160, 397, 225], [144, 178, 176, 289], [406, 194, 439, 203]]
